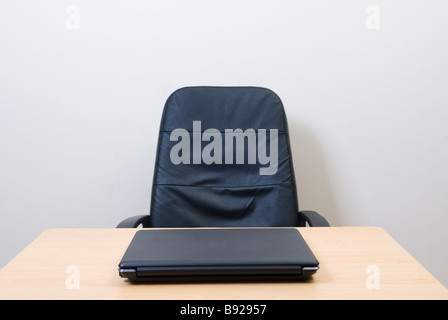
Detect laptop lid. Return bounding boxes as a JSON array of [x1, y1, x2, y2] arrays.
[[118, 228, 319, 282]]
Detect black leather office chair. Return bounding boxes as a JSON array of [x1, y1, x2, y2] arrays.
[[117, 86, 329, 228]]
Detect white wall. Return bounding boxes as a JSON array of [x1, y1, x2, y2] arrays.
[[1, 1, 447, 288]]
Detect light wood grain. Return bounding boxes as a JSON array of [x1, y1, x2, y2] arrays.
[[0, 227, 446, 300]]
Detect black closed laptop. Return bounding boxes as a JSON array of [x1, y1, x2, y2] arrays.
[[118, 228, 319, 283]]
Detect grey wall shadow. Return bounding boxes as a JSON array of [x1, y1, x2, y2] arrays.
[[288, 121, 340, 226]]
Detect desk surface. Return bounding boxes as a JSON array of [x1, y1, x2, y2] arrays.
[[0, 227, 446, 300]]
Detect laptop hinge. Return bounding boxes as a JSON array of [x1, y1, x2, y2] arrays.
[[135, 265, 303, 277], [302, 266, 319, 277], [119, 268, 137, 278]]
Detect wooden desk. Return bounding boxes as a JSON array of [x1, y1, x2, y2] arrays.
[[0, 227, 446, 300]]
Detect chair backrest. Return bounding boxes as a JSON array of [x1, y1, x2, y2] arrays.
[[149, 86, 300, 227]]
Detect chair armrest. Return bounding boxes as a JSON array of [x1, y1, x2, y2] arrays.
[[116, 215, 151, 228], [299, 210, 330, 227]]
